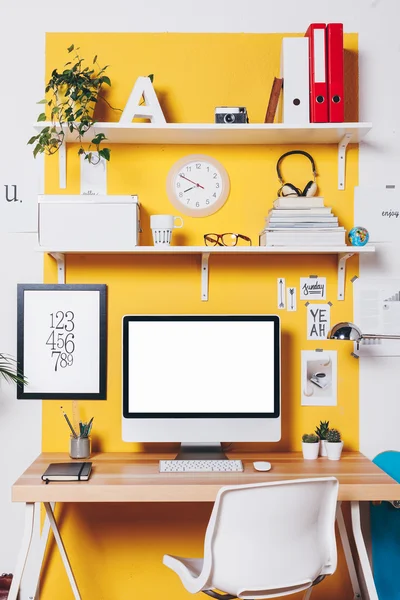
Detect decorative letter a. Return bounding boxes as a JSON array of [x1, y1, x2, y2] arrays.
[[120, 76, 166, 124]]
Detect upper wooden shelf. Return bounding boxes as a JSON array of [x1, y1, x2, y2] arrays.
[[34, 122, 372, 145], [42, 245, 375, 255]]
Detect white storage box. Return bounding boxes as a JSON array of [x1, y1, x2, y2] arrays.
[[38, 195, 141, 250]]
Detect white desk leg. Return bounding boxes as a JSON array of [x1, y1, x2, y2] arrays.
[[20, 503, 54, 600], [8, 503, 35, 600], [336, 502, 362, 599], [351, 501, 379, 600], [44, 502, 82, 600], [302, 587, 313, 599]]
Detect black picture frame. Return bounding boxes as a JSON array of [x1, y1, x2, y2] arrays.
[[17, 284, 107, 400]]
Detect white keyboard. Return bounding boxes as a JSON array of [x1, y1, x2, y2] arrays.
[[159, 459, 244, 473]]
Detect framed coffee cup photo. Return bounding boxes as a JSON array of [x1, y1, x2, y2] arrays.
[[17, 284, 107, 399]]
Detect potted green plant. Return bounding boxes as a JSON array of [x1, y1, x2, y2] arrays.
[[315, 420, 329, 457], [326, 428, 343, 461], [28, 44, 116, 164], [0, 353, 27, 387], [302, 433, 320, 460]]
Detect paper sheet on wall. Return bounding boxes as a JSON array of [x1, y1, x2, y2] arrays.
[[277, 278, 286, 309], [287, 287, 297, 311], [301, 350, 337, 406], [354, 186, 400, 242], [354, 277, 400, 356], [300, 277, 326, 300], [307, 304, 330, 340]]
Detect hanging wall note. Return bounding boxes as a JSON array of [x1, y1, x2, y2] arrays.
[[307, 304, 331, 340], [301, 350, 337, 406], [300, 277, 326, 300], [354, 277, 400, 356], [287, 287, 297, 311], [354, 185, 400, 242], [277, 278, 286, 309]]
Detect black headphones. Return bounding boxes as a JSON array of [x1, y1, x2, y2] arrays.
[[276, 150, 318, 198]]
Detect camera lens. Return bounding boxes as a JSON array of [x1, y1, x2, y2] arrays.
[[224, 113, 235, 123]]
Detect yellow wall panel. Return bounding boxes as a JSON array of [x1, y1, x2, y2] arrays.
[[42, 32, 359, 600]]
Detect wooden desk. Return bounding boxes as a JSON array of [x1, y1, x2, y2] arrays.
[[10, 451, 400, 600], [12, 451, 400, 503]]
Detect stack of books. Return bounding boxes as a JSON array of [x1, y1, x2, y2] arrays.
[[259, 197, 346, 246]]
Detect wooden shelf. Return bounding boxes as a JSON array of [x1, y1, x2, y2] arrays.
[[34, 121, 372, 145], [34, 121, 372, 191], [43, 245, 375, 302], [40, 245, 375, 255]]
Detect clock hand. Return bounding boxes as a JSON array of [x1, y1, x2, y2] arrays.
[[179, 174, 205, 189], [184, 186, 196, 193]]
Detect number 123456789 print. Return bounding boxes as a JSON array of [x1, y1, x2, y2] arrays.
[[46, 310, 75, 371]]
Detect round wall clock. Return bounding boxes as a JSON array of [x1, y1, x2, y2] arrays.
[[166, 154, 230, 217]]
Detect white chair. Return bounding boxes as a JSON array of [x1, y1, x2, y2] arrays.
[[163, 477, 339, 599]]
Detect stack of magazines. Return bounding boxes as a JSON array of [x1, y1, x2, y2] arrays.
[[259, 196, 346, 246]]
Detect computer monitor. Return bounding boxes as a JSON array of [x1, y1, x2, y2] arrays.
[[122, 315, 281, 455]]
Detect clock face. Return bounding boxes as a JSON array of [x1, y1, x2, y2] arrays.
[[166, 154, 230, 217]]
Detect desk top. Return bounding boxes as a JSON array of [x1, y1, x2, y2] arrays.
[[12, 451, 400, 503]]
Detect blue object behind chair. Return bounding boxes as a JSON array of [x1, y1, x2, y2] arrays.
[[371, 451, 400, 600]]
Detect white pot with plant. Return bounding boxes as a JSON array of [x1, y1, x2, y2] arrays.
[[326, 428, 343, 461], [302, 434, 320, 460], [315, 420, 329, 456]]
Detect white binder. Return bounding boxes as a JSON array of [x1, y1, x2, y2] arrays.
[[280, 37, 310, 124]]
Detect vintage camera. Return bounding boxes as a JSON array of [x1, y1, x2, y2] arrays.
[[215, 106, 249, 124]]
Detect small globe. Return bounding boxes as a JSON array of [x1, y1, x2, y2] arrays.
[[348, 226, 369, 246]]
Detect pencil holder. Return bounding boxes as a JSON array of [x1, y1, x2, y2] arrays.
[[69, 436, 91, 459]]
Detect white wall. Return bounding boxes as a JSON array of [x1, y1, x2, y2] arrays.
[[0, 0, 397, 572]]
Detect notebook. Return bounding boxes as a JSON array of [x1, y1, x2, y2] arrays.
[[41, 462, 92, 482]]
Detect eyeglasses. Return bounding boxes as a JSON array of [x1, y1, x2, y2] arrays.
[[204, 233, 252, 247]]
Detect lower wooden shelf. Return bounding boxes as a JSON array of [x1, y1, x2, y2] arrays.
[[41, 245, 375, 302]]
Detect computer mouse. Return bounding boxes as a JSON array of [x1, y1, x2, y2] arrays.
[[253, 461, 272, 472]]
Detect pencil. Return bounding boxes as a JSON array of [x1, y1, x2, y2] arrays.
[[60, 406, 77, 438]]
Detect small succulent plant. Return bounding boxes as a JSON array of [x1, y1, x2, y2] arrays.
[[315, 420, 330, 440], [326, 428, 341, 443], [302, 433, 319, 443]]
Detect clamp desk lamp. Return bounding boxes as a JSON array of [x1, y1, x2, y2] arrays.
[[329, 322, 400, 351]]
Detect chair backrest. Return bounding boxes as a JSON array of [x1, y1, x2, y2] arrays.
[[202, 478, 338, 599]]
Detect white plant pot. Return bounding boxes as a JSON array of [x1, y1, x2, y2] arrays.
[[326, 441, 344, 461], [319, 440, 327, 457], [302, 441, 320, 460]]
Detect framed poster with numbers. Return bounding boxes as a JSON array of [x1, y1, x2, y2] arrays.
[[17, 284, 107, 399]]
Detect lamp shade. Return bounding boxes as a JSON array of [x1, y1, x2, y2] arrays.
[[329, 322, 363, 343]]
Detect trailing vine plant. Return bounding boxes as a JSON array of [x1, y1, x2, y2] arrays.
[[28, 44, 118, 164]]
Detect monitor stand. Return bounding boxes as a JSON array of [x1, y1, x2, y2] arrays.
[[175, 442, 228, 461]]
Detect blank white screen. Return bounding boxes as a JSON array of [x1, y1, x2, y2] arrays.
[[127, 319, 276, 414]]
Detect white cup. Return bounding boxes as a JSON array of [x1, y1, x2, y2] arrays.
[[150, 214, 183, 246]]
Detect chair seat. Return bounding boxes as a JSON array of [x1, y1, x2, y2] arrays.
[[163, 554, 314, 599]]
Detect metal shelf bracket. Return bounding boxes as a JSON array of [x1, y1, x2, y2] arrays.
[[338, 133, 353, 190], [338, 252, 354, 300], [201, 253, 210, 301], [49, 253, 66, 284]]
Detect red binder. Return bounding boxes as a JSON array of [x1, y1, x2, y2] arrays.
[[326, 23, 344, 122], [305, 23, 328, 123]]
